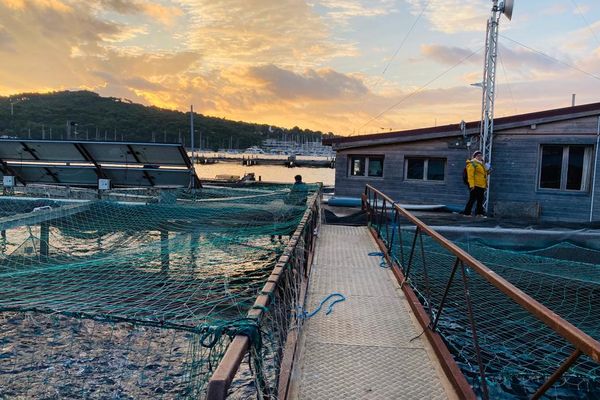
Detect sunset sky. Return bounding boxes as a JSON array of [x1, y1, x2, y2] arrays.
[[0, 0, 599, 135]]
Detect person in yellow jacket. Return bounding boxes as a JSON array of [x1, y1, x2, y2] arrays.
[[462, 150, 490, 216]]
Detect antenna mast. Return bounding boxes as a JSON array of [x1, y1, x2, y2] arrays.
[[480, 0, 513, 212]]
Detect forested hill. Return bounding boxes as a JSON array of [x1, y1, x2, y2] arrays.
[[0, 91, 335, 149]]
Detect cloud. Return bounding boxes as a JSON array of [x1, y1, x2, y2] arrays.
[[175, 0, 354, 69], [565, 20, 600, 52], [541, 3, 568, 16], [421, 42, 569, 80], [406, 0, 486, 33], [497, 44, 572, 78], [141, 3, 183, 26], [98, 0, 142, 14], [1, 0, 595, 136], [314, 0, 396, 24], [0, 24, 16, 52], [421, 44, 478, 65], [0, 0, 372, 132], [99, 0, 182, 26], [245, 65, 369, 100], [98, 51, 201, 78]]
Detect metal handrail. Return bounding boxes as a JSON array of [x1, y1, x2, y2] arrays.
[[206, 189, 321, 399], [363, 184, 600, 399]]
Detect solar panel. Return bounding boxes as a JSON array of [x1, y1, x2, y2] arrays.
[[0, 140, 190, 165], [0, 139, 199, 188]]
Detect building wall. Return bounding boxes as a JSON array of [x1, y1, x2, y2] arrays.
[[333, 114, 600, 222], [492, 117, 600, 222], [334, 136, 474, 207]]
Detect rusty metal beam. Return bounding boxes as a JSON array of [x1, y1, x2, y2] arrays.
[[206, 336, 251, 399], [532, 349, 582, 400], [206, 191, 321, 399], [277, 205, 318, 399]]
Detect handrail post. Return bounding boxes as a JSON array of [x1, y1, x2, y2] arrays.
[[460, 262, 489, 399], [403, 227, 420, 279], [418, 232, 434, 317], [431, 257, 461, 331], [532, 349, 582, 400]]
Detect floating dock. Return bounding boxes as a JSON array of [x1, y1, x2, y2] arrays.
[[289, 225, 457, 399]]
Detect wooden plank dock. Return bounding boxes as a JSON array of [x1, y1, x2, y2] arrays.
[[289, 224, 458, 399]]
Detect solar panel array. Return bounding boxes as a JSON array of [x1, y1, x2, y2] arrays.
[[0, 139, 199, 188]]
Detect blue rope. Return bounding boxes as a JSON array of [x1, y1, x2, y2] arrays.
[[298, 293, 346, 320], [368, 251, 389, 268]]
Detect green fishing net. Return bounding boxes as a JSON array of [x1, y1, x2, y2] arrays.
[[0, 183, 319, 398]]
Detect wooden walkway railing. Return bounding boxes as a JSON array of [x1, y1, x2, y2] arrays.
[[363, 184, 600, 400], [206, 189, 321, 399]]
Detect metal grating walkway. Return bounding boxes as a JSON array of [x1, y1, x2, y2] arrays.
[[290, 225, 456, 400]]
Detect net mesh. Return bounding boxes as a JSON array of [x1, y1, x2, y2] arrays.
[[369, 211, 600, 399], [0, 183, 318, 398]]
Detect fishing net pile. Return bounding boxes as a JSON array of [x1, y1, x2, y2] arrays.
[[375, 218, 600, 399], [0, 183, 318, 398]]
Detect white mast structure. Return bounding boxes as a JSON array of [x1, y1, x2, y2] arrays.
[[480, 0, 513, 211]]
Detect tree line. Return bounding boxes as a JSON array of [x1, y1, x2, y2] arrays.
[[0, 90, 335, 150]]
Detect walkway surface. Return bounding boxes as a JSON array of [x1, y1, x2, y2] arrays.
[[291, 224, 456, 400]]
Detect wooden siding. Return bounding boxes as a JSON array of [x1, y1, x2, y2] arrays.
[[333, 114, 600, 222], [335, 137, 473, 207], [491, 133, 599, 222]]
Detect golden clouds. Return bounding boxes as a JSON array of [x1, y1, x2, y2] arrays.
[[182, 0, 348, 69], [2, 0, 25, 9], [141, 3, 183, 26], [2, 0, 71, 12], [406, 0, 485, 33], [0, 0, 526, 134], [0, 0, 384, 133]]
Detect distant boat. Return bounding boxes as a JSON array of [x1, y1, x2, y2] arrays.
[[243, 146, 265, 154]]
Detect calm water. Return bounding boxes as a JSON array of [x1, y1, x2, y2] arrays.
[[194, 161, 335, 186]]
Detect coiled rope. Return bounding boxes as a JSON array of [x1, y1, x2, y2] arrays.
[[368, 251, 389, 268], [297, 292, 346, 320]]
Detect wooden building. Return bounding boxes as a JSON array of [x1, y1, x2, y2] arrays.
[[324, 102, 600, 222]]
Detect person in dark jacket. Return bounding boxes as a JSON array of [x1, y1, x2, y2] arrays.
[[285, 175, 308, 206], [462, 151, 490, 217]]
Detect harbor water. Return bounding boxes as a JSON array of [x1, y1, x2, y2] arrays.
[[194, 160, 335, 186]]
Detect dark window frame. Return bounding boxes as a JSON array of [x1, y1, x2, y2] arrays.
[[538, 144, 592, 192], [404, 157, 446, 182], [348, 155, 384, 178]]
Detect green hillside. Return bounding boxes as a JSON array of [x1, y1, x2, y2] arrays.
[[0, 91, 334, 150]]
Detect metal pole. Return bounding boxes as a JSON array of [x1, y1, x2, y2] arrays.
[[190, 105, 195, 189], [190, 105, 195, 163], [481, 0, 501, 214], [161, 229, 169, 272], [590, 116, 600, 222]]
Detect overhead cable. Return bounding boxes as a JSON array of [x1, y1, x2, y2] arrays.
[[500, 34, 600, 82], [355, 46, 483, 134]]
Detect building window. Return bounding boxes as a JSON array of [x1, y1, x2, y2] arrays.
[[405, 158, 445, 181], [539, 145, 592, 191], [349, 155, 384, 177]]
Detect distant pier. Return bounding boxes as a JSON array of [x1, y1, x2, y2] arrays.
[[195, 155, 335, 168]]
